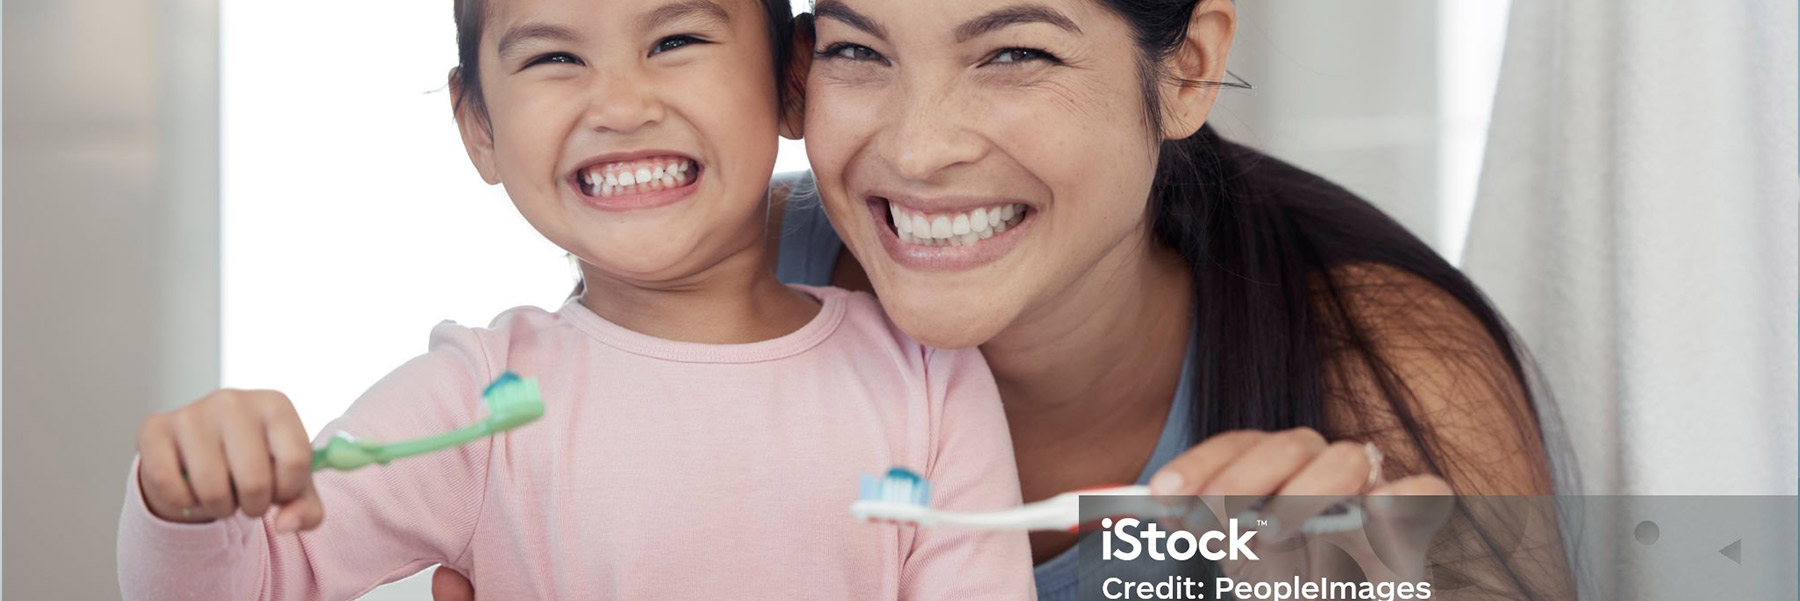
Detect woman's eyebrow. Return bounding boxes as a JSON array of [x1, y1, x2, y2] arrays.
[[813, 0, 890, 41], [497, 24, 580, 61], [955, 4, 1082, 42]]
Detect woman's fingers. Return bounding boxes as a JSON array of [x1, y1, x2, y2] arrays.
[[1259, 441, 1374, 536], [1148, 430, 1263, 495], [1349, 475, 1455, 582], [1197, 428, 1327, 497], [431, 566, 476, 601]]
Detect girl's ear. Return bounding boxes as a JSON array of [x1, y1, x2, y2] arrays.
[[450, 67, 503, 185], [779, 14, 814, 141], [1159, 0, 1236, 140]]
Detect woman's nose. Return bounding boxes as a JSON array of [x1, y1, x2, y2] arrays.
[[877, 87, 988, 181], [582, 75, 665, 134]]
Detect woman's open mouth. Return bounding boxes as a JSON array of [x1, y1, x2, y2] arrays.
[[881, 200, 1029, 247], [569, 155, 701, 210], [867, 196, 1035, 271]]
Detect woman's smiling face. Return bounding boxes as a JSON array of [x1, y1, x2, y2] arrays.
[[802, 0, 1178, 349]]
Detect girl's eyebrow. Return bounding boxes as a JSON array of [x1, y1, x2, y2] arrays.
[[638, 0, 731, 31], [497, 24, 579, 61], [494, 1, 728, 63]]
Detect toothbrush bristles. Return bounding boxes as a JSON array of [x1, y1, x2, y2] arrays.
[[859, 466, 931, 507]]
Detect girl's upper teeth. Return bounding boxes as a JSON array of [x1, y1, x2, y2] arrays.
[[890, 202, 1028, 247], [579, 157, 696, 196]]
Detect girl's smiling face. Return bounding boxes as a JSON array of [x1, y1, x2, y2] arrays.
[[455, 0, 784, 286], [802, 0, 1220, 349]]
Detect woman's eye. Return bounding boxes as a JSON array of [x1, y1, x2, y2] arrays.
[[651, 35, 705, 56], [817, 43, 884, 63], [527, 52, 582, 67], [988, 48, 1057, 66]]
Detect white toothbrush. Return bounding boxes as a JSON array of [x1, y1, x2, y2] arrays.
[[850, 466, 1367, 534], [850, 467, 1153, 532]]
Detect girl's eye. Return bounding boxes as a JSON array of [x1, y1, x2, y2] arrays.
[[527, 52, 582, 67], [817, 43, 884, 63], [651, 35, 706, 56], [988, 48, 1058, 66]]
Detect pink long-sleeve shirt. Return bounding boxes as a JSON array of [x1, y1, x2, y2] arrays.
[[118, 285, 1034, 600]]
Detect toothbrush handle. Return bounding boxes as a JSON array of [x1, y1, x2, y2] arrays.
[[311, 426, 489, 472]]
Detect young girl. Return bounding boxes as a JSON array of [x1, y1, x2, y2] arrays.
[[116, 0, 1034, 598]]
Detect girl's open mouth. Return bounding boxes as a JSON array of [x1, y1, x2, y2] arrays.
[[570, 155, 701, 205]]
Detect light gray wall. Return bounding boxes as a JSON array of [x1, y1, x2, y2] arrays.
[[1213, 1, 1443, 249], [3, 0, 220, 598]]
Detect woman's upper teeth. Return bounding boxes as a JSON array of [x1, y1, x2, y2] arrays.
[[579, 157, 695, 196], [889, 202, 1026, 246]]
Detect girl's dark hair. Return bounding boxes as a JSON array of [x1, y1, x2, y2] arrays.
[[451, 0, 795, 128], [1109, 1, 1572, 598]]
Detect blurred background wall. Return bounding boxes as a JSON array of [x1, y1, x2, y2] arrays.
[[4, 1, 1515, 598], [5, 0, 221, 599]]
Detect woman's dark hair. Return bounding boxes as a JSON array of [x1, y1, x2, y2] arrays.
[[1107, 1, 1572, 598], [451, 0, 795, 128]]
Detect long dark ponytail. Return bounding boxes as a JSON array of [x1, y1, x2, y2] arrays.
[[1115, 0, 1570, 598]]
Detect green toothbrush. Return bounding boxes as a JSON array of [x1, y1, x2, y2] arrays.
[[310, 371, 545, 472]]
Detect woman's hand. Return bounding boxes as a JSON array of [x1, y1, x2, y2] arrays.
[[1148, 428, 1454, 584], [135, 389, 325, 532]]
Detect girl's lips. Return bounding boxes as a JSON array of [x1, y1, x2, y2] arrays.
[[865, 197, 1035, 272]]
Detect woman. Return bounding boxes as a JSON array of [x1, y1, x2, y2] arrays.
[[439, 0, 1569, 598]]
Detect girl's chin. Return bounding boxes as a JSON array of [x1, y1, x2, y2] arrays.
[[575, 246, 710, 283]]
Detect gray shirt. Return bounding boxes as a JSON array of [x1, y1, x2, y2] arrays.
[[773, 174, 1201, 601]]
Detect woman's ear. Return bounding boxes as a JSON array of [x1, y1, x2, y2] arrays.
[[1159, 0, 1236, 140], [779, 14, 814, 141], [449, 67, 503, 185]]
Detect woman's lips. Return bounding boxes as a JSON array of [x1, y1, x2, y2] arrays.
[[866, 197, 1035, 271]]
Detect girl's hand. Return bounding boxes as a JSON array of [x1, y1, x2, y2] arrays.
[[1149, 428, 1454, 583], [135, 389, 325, 532]]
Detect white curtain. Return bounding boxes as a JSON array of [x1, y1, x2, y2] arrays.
[[1463, 0, 1798, 497]]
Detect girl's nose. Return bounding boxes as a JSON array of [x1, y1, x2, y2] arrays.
[[583, 75, 665, 134]]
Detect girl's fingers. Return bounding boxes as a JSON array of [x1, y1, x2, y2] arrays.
[[1148, 430, 1264, 495], [272, 483, 326, 533], [1259, 441, 1371, 536], [174, 413, 236, 520], [136, 417, 201, 522], [1197, 428, 1327, 497], [221, 408, 275, 518], [261, 395, 314, 504]]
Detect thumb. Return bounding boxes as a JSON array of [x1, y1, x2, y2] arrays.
[[272, 484, 325, 533], [432, 565, 476, 601]]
